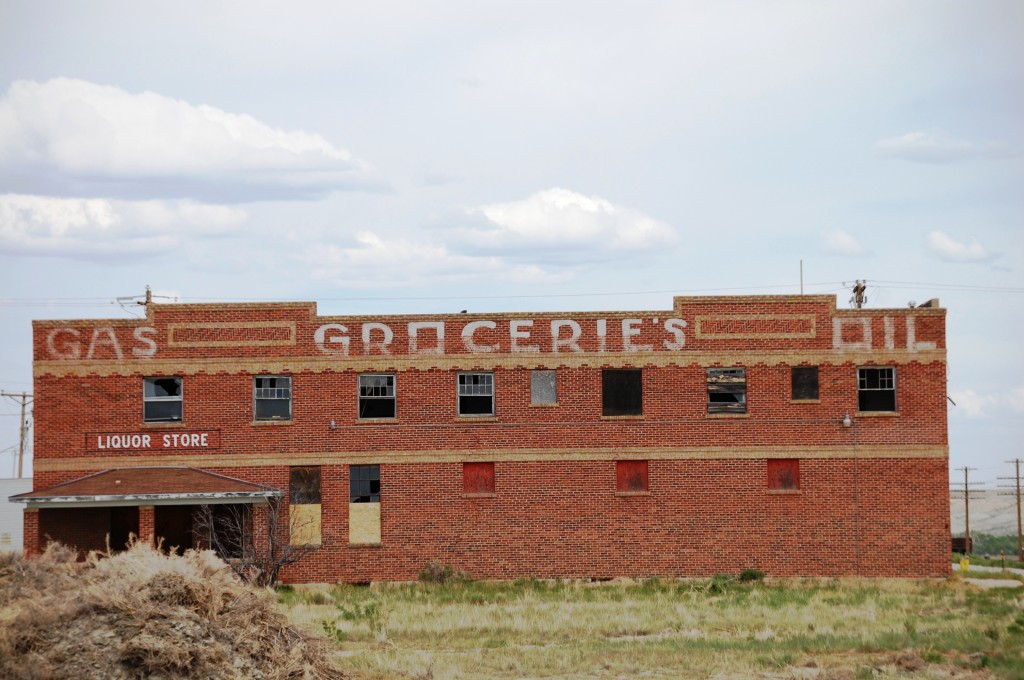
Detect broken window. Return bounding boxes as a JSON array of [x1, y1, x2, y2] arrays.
[[858, 367, 896, 412], [602, 369, 642, 416], [254, 375, 291, 420], [463, 462, 495, 494], [143, 377, 182, 422], [530, 369, 557, 405], [350, 464, 380, 503], [767, 459, 800, 490], [359, 374, 395, 418], [458, 372, 494, 416], [707, 367, 747, 414], [290, 466, 321, 504], [791, 366, 819, 401], [616, 460, 649, 492]]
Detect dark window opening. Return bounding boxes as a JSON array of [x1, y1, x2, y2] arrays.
[[791, 366, 819, 401], [359, 374, 396, 418], [602, 369, 642, 416], [768, 459, 800, 490], [290, 466, 322, 504], [707, 367, 747, 414], [195, 504, 251, 560], [254, 375, 291, 420], [858, 367, 896, 412], [458, 372, 494, 416], [616, 460, 649, 492], [144, 376, 182, 422], [350, 464, 380, 503], [463, 462, 495, 494]]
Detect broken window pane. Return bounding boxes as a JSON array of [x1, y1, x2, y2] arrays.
[[143, 376, 182, 422], [530, 370, 557, 405], [458, 372, 494, 416], [359, 374, 396, 418], [254, 375, 291, 420], [290, 466, 321, 504], [858, 367, 896, 412], [602, 369, 642, 416], [350, 464, 381, 503], [707, 367, 747, 414], [791, 366, 819, 401]]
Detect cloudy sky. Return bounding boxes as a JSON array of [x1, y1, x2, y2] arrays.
[[0, 1, 1021, 488]]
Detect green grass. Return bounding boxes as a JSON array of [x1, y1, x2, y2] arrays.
[[955, 552, 1024, 570], [280, 574, 1024, 679]]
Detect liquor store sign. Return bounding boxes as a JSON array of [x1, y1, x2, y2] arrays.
[[86, 430, 221, 452]]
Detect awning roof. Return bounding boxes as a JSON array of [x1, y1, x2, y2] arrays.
[[9, 467, 282, 507]]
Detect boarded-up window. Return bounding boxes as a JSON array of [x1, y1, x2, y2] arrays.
[[290, 466, 321, 545], [858, 367, 896, 412], [530, 370, 557, 405], [707, 367, 746, 414], [616, 460, 649, 492], [463, 462, 496, 494], [791, 366, 819, 401], [603, 369, 642, 416], [767, 459, 800, 490]]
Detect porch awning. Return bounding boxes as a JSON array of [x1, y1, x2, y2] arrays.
[[9, 467, 282, 508]]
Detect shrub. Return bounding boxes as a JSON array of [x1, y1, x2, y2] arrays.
[[419, 560, 470, 584], [738, 568, 766, 582]]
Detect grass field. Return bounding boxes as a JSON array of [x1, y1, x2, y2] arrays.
[[279, 570, 1024, 680]]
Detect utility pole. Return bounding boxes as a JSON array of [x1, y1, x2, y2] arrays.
[[1, 391, 33, 478], [849, 280, 867, 309], [951, 467, 982, 554], [998, 459, 1023, 561]]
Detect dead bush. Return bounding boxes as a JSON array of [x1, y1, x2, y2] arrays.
[[0, 541, 346, 680]]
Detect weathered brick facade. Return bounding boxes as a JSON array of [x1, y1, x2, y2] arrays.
[[19, 294, 950, 581]]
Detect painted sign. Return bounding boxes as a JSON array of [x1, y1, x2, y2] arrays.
[[86, 430, 221, 452]]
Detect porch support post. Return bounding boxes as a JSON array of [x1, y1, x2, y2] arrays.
[[139, 505, 155, 548], [23, 507, 40, 556]]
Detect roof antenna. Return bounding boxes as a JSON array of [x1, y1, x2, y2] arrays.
[[849, 280, 867, 309]]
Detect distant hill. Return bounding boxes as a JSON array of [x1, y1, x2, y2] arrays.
[[950, 493, 1020, 536]]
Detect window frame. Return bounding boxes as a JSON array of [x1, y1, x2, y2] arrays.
[[602, 368, 643, 417], [463, 462, 496, 495], [615, 460, 649, 493], [253, 375, 292, 421], [857, 366, 897, 412], [707, 367, 747, 415], [143, 376, 183, 423], [358, 373, 396, 419], [349, 464, 381, 503], [457, 371, 495, 417], [767, 459, 801, 491], [791, 366, 819, 401]]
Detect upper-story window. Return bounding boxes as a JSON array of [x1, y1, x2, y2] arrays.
[[858, 367, 896, 412], [530, 369, 557, 405], [458, 372, 494, 416], [707, 367, 746, 414], [254, 375, 291, 420], [359, 374, 395, 418], [602, 369, 642, 416], [143, 377, 182, 422], [791, 366, 819, 401]]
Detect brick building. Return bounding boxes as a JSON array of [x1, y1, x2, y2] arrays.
[[13, 294, 950, 581]]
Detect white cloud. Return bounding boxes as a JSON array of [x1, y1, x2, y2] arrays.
[[927, 230, 994, 263], [305, 231, 574, 288], [0, 193, 245, 258], [464, 188, 676, 252], [822, 229, 867, 257], [875, 131, 1012, 164], [0, 78, 380, 201], [951, 389, 995, 418], [1010, 388, 1024, 415]]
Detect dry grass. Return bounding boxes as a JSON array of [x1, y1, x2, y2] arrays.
[[280, 575, 1024, 679], [0, 542, 346, 680]]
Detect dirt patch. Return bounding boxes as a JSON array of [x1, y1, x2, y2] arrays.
[[0, 542, 346, 680]]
